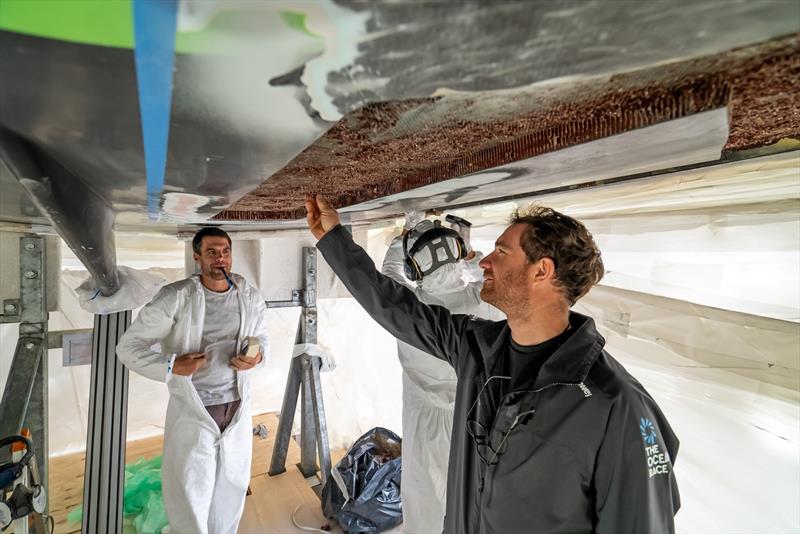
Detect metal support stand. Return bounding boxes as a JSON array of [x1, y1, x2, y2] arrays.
[[0, 236, 48, 506], [268, 248, 332, 489], [81, 310, 131, 534]]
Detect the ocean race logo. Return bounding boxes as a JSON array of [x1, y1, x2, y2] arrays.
[[639, 417, 657, 445], [639, 417, 670, 478]]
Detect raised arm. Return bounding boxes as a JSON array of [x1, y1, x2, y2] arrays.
[[307, 195, 472, 367]]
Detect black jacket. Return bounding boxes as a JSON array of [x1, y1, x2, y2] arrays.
[[318, 225, 680, 533]]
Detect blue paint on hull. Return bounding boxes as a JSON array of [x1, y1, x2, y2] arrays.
[[133, 0, 177, 219]]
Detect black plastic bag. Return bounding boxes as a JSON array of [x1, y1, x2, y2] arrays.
[[321, 427, 403, 533]]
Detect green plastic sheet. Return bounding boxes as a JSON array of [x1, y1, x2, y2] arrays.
[[68, 455, 168, 534]]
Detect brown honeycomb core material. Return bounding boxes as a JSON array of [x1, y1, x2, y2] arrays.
[[215, 35, 799, 221]]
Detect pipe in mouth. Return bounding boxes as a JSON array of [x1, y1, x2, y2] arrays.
[[219, 267, 237, 289]]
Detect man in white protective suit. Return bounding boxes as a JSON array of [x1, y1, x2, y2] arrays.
[[381, 213, 502, 534], [117, 227, 269, 534]]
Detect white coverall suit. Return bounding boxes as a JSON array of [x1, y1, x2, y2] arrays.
[[117, 273, 269, 534], [381, 235, 501, 534]]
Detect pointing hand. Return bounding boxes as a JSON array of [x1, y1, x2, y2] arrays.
[[305, 194, 341, 240]]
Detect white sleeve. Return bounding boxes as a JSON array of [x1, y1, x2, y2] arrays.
[[116, 286, 178, 382], [251, 294, 269, 369], [380, 235, 416, 290]]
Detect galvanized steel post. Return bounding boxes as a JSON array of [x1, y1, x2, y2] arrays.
[[0, 236, 49, 508], [268, 247, 332, 489]]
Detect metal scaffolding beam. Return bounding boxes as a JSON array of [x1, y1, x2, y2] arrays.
[[81, 311, 131, 534]]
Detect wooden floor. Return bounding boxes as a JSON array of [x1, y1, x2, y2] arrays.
[[49, 413, 347, 534]]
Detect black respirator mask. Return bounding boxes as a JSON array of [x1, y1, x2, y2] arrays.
[[403, 220, 467, 282], [0, 435, 46, 532]]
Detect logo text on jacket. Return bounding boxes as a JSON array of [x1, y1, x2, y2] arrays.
[[640, 417, 670, 478]]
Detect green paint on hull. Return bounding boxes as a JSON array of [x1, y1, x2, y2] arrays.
[[0, 0, 135, 48], [0, 1, 320, 54], [280, 10, 320, 39], [0, 0, 229, 53]]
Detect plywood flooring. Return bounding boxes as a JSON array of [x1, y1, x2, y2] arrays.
[[48, 413, 347, 534]]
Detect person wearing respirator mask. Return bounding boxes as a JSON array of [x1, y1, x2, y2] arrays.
[[381, 212, 502, 534]]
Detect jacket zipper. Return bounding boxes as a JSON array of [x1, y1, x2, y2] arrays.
[[477, 380, 593, 500]]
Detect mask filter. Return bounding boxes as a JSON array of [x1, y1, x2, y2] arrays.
[[403, 220, 467, 282]]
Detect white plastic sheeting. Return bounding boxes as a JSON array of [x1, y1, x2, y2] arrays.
[[75, 265, 169, 315], [466, 150, 800, 322], [579, 284, 798, 391], [292, 343, 336, 373]]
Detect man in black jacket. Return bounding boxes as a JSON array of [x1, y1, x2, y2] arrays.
[[306, 195, 680, 533]]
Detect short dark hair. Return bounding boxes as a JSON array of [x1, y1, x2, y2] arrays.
[[510, 206, 604, 305], [192, 227, 232, 255]]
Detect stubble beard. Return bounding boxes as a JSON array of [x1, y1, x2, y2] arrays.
[[204, 264, 226, 279], [480, 270, 527, 317], [480, 284, 497, 306]]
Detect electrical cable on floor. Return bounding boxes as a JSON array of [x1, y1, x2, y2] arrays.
[[291, 505, 330, 533]]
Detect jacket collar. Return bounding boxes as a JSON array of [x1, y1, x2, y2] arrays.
[[533, 312, 605, 388], [473, 311, 605, 387]]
